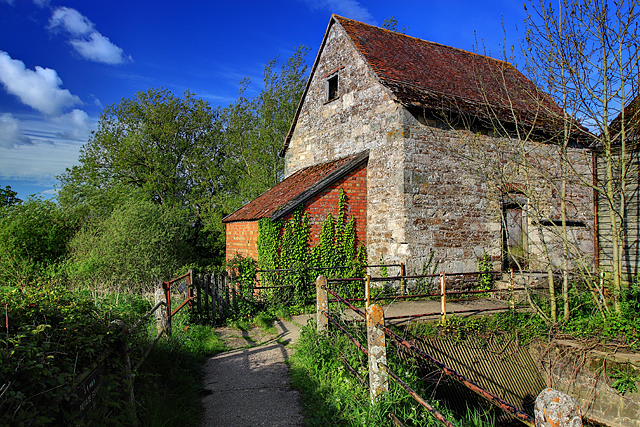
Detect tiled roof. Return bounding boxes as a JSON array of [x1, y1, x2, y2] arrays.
[[222, 151, 368, 223], [280, 15, 573, 157], [609, 94, 640, 140], [335, 16, 563, 125]]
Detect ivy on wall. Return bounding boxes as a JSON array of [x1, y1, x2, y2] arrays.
[[257, 189, 366, 302]]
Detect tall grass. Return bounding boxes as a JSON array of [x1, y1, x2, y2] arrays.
[[288, 321, 496, 427]]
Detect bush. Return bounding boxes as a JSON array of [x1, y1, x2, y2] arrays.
[[68, 196, 193, 292], [0, 282, 145, 425], [0, 198, 73, 285]]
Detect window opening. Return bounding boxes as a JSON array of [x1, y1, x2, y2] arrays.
[[326, 74, 338, 102], [502, 196, 527, 270]]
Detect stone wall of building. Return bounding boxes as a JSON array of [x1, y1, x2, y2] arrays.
[[400, 108, 594, 274], [283, 20, 593, 273], [284, 21, 408, 267]]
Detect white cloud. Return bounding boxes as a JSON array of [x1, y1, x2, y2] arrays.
[[0, 113, 33, 148], [32, 0, 50, 8], [302, 0, 376, 24], [0, 51, 81, 115], [70, 32, 130, 65], [49, 7, 93, 36], [0, 112, 93, 179], [0, 141, 82, 179], [53, 108, 93, 140], [48, 7, 131, 65], [89, 94, 103, 109]]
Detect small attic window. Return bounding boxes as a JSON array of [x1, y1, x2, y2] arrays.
[[326, 74, 339, 102]]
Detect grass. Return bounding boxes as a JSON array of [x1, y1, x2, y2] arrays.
[[136, 310, 228, 427], [288, 319, 496, 427]]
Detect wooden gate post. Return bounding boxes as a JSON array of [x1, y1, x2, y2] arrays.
[[365, 274, 371, 310], [162, 280, 172, 337], [400, 263, 406, 296], [440, 272, 447, 324], [316, 275, 328, 334], [367, 304, 388, 402]]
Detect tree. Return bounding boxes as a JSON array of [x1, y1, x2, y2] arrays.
[[58, 88, 222, 208], [0, 185, 21, 207], [382, 16, 409, 34], [522, 0, 640, 314], [0, 197, 73, 284], [216, 46, 309, 214], [67, 195, 193, 292], [57, 88, 225, 265], [57, 47, 309, 273]]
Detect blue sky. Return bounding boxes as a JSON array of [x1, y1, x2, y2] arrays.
[[0, 0, 528, 201]]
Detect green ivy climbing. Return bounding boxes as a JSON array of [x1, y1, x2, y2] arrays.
[[256, 188, 366, 305]]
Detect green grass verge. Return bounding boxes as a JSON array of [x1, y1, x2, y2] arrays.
[[288, 320, 496, 427], [136, 311, 228, 427]]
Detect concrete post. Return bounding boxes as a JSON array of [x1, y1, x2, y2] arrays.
[[534, 388, 582, 427], [367, 304, 388, 401], [154, 282, 167, 335], [316, 275, 328, 334]]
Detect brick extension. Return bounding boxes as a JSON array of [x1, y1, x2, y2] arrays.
[[223, 154, 367, 261]]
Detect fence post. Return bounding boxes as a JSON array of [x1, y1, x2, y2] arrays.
[[367, 304, 388, 402], [365, 274, 371, 310], [222, 274, 230, 315], [195, 273, 201, 314], [154, 281, 168, 335], [440, 272, 446, 323], [162, 280, 172, 337], [187, 269, 193, 310], [400, 263, 406, 296], [316, 275, 328, 334], [509, 268, 515, 310], [231, 278, 237, 313]]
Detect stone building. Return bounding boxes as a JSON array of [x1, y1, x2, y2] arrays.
[[224, 15, 594, 273]]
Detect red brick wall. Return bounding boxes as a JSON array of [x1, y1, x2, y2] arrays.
[[285, 162, 367, 248], [225, 163, 368, 262], [225, 221, 259, 261]]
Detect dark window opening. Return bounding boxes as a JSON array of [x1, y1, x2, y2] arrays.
[[502, 197, 527, 270], [326, 74, 338, 102], [533, 219, 586, 228]]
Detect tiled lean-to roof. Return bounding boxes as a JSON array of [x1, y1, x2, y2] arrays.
[[222, 151, 368, 223], [280, 15, 573, 157]]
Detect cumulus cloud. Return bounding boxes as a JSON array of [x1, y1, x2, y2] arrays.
[[0, 51, 81, 115], [48, 7, 131, 65], [52, 108, 93, 140], [301, 0, 376, 24], [0, 113, 33, 148]]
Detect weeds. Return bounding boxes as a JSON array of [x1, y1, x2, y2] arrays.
[[289, 321, 495, 427]]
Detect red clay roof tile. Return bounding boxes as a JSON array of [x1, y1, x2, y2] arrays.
[[222, 153, 365, 223], [334, 16, 563, 128]]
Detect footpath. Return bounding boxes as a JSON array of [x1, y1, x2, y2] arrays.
[[199, 298, 512, 427], [199, 315, 311, 427]]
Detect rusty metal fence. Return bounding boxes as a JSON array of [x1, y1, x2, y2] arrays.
[[315, 273, 538, 427]]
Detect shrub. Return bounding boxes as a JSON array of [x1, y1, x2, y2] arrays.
[[68, 197, 193, 293]]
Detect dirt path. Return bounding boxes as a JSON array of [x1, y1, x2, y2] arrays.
[[199, 317, 310, 427]]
